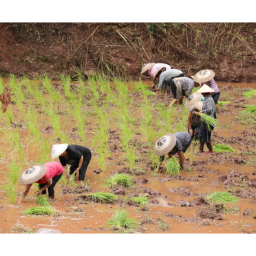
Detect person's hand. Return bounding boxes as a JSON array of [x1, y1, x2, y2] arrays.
[[155, 90, 159, 96], [199, 111, 202, 114], [75, 168, 80, 179], [18, 198, 22, 204], [35, 191, 42, 196], [189, 129, 193, 136]]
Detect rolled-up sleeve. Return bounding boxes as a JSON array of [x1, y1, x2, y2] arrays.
[[159, 155, 165, 162], [157, 73, 165, 90]]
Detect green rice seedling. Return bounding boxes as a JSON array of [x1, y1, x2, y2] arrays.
[[37, 195, 51, 207], [10, 225, 34, 233], [39, 138, 51, 164], [47, 106, 61, 137], [126, 145, 137, 171], [8, 161, 20, 185], [0, 76, 4, 94], [213, 143, 234, 153], [96, 146, 107, 171], [12, 131, 25, 164], [60, 74, 73, 100], [165, 158, 180, 176], [105, 173, 134, 188], [157, 218, 170, 232], [39, 74, 55, 99], [107, 209, 139, 233], [88, 192, 117, 203], [59, 174, 68, 187], [23, 206, 56, 216], [147, 125, 154, 143], [131, 196, 149, 206], [242, 105, 256, 114], [69, 173, 77, 187], [207, 191, 239, 204], [2, 182, 16, 204], [200, 113, 219, 131], [192, 87, 199, 93], [218, 101, 230, 106], [148, 148, 159, 170], [242, 88, 256, 98], [25, 108, 41, 141]]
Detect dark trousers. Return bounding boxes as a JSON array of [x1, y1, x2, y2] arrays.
[[211, 92, 220, 104], [166, 73, 184, 95], [39, 173, 63, 198], [70, 152, 92, 181]]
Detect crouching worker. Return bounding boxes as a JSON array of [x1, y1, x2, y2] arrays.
[[52, 144, 92, 181], [154, 132, 192, 171], [18, 161, 63, 202]]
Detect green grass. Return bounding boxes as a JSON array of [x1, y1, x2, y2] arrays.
[[131, 196, 149, 206], [37, 195, 51, 207], [88, 192, 117, 203], [242, 105, 256, 114], [165, 158, 180, 176], [200, 113, 219, 131], [207, 191, 239, 204], [213, 143, 234, 153], [107, 209, 139, 233], [105, 173, 134, 188], [242, 88, 256, 98], [218, 101, 230, 106], [157, 218, 170, 232], [69, 173, 76, 187], [23, 206, 57, 216]]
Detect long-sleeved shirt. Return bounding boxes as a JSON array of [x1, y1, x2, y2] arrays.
[[200, 79, 219, 95], [202, 95, 216, 120], [159, 132, 191, 161], [148, 63, 172, 77], [175, 77, 194, 96], [157, 69, 183, 90]]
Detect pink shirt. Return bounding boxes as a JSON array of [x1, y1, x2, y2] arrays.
[[148, 63, 172, 77], [36, 162, 63, 184]]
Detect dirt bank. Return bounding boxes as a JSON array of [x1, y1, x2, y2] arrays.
[[1, 23, 256, 82]]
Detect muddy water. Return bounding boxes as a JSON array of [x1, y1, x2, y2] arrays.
[[0, 80, 256, 233]]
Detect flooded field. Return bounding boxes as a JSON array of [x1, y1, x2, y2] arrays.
[[0, 76, 256, 234]]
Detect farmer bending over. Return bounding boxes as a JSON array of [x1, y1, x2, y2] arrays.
[[192, 69, 220, 110], [154, 132, 192, 171], [18, 161, 63, 202], [169, 77, 195, 107], [194, 85, 217, 153], [52, 144, 92, 181]]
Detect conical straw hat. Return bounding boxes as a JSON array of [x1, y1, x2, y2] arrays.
[[153, 133, 176, 156], [185, 93, 203, 109], [193, 101, 203, 111], [195, 84, 215, 94], [51, 144, 68, 160], [153, 67, 166, 84], [141, 63, 156, 74], [192, 69, 215, 83], [19, 165, 47, 185]]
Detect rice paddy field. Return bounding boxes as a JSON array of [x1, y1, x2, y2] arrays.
[[0, 74, 256, 234]]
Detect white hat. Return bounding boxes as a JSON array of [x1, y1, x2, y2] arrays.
[[51, 144, 68, 160], [141, 63, 155, 74], [193, 101, 203, 111], [153, 133, 176, 156], [192, 69, 215, 83], [195, 84, 215, 94], [19, 165, 47, 185], [185, 93, 203, 109]]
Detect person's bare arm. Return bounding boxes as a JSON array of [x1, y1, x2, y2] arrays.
[[155, 160, 163, 172], [36, 179, 52, 196], [75, 155, 84, 179], [18, 184, 32, 203], [188, 112, 193, 136], [178, 151, 185, 169], [169, 99, 178, 107]]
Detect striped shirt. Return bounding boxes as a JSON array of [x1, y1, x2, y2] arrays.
[[175, 77, 194, 96], [148, 63, 171, 77], [200, 79, 219, 95], [157, 69, 183, 90]]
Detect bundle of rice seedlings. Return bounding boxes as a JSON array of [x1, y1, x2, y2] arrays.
[[200, 113, 219, 131], [69, 173, 76, 187], [107, 209, 139, 232], [131, 196, 149, 206], [105, 173, 134, 188], [145, 90, 155, 96], [242, 88, 256, 98], [37, 195, 51, 207], [213, 143, 234, 153], [207, 191, 239, 204], [165, 158, 180, 176], [23, 206, 56, 216], [88, 192, 117, 203], [242, 105, 256, 114], [218, 101, 230, 106]]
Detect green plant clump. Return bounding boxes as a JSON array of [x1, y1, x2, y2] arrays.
[[107, 209, 139, 233], [37, 195, 51, 207], [207, 191, 239, 204], [218, 101, 230, 106], [200, 113, 219, 131], [165, 158, 180, 176], [213, 143, 234, 153], [131, 196, 149, 206], [23, 206, 57, 216], [242, 88, 256, 98], [88, 192, 117, 203], [105, 173, 134, 188], [242, 105, 256, 114]]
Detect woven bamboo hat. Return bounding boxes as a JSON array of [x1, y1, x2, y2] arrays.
[[153, 67, 166, 84], [19, 165, 47, 185], [51, 144, 68, 160], [192, 70, 215, 83], [194, 101, 203, 111], [153, 133, 176, 156], [185, 93, 203, 109], [195, 84, 215, 94], [141, 63, 156, 75]]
